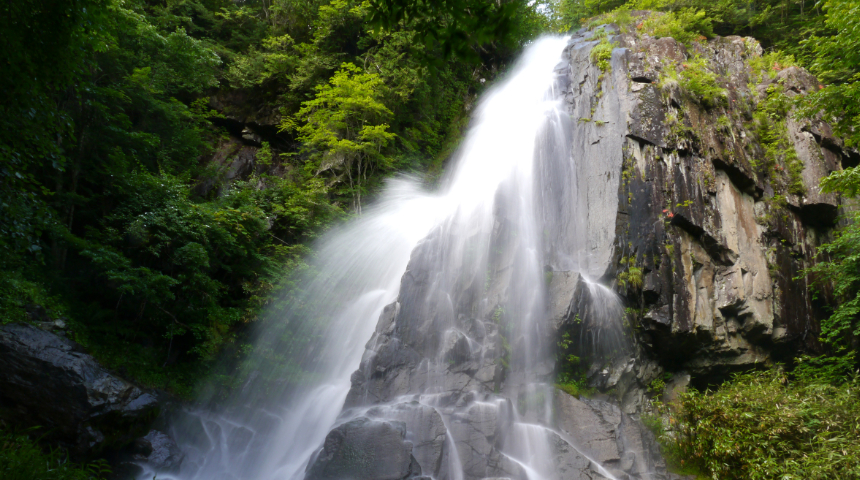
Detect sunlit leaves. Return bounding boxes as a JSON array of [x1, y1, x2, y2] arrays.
[[283, 62, 395, 211]]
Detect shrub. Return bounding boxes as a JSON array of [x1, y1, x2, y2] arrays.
[[0, 429, 109, 480], [590, 37, 614, 73], [0, 270, 67, 325], [658, 369, 860, 479], [676, 56, 726, 109], [640, 9, 714, 45]]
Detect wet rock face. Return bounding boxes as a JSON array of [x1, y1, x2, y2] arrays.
[[133, 430, 185, 471], [0, 323, 159, 455], [544, 21, 848, 387], [553, 391, 665, 479], [305, 417, 422, 480], [317, 20, 844, 480]]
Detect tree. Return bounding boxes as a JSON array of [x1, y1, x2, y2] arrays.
[[801, 0, 860, 149], [366, 0, 525, 61], [282, 63, 395, 213]]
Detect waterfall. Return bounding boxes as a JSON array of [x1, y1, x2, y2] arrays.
[[145, 35, 633, 480]]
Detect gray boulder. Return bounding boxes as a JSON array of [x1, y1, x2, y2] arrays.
[[0, 323, 159, 455], [305, 416, 422, 480], [133, 430, 185, 471], [554, 390, 669, 479]]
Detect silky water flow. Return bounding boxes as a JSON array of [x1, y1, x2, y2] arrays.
[[146, 36, 630, 480]]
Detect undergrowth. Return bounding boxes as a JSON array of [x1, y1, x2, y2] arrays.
[[0, 270, 67, 325], [0, 429, 110, 480], [676, 56, 726, 109], [651, 369, 860, 479]]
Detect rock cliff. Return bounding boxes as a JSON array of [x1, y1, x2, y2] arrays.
[[0, 323, 160, 455], [551, 17, 851, 407], [306, 19, 848, 480]]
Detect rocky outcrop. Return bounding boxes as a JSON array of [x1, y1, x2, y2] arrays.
[[0, 323, 160, 456], [305, 417, 423, 480], [132, 430, 185, 472], [553, 391, 665, 479], [305, 17, 844, 480], [193, 137, 260, 197], [545, 19, 849, 402]]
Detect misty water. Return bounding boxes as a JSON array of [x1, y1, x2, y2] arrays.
[[143, 35, 630, 480]]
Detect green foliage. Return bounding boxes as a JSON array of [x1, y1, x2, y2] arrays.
[[559, 0, 828, 60], [753, 85, 805, 195], [658, 369, 860, 479], [0, 0, 516, 396], [366, 0, 542, 61], [0, 428, 110, 480], [0, 271, 68, 326], [677, 56, 726, 109], [749, 50, 798, 84], [224, 34, 297, 88], [555, 328, 597, 397], [800, 0, 860, 149], [283, 63, 396, 212], [639, 8, 714, 44], [648, 372, 672, 395], [799, 5, 860, 376], [617, 256, 643, 289], [803, 209, 860, 374], [590, 37, 614, 73], [555, 377, 595, 398]]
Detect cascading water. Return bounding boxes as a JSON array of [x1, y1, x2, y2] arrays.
[[146, 35, 635, 480]]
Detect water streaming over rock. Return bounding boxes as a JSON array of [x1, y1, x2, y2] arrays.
[[144, 35, 657, 480]]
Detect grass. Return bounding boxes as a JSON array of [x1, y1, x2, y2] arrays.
[[555, 380, 596, 398], [652, 369, 860, 479], [0, 428, 110, 480], [677, 56, 726, 109]]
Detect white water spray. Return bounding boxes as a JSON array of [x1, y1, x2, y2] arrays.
[[147, 36, 630, 480]]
